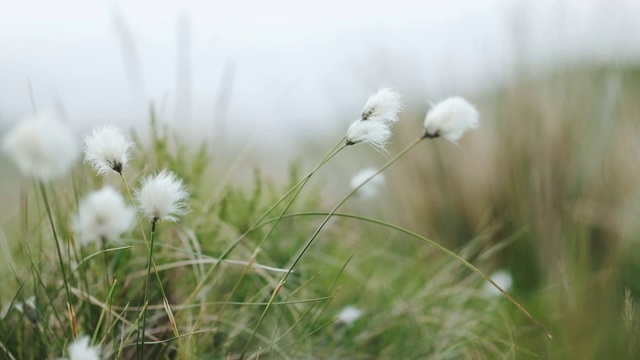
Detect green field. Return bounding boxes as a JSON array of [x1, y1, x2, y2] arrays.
[[1, 65, 639, 359]]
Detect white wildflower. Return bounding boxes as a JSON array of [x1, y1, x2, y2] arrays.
[[345, 120, 392, 151], [83, 124, 133, 175], [136, 170, 189, 223], [482, 270, 513, 297], [336, 305, 363, 326], [64, 336, 101, 360], [345, 87, 403, 151], [350, 168, 386, 199], [2, 112, 79, 181], [423, 97, 479, 143], [360, 87, 403, 124], [73, 186, 134, 244]]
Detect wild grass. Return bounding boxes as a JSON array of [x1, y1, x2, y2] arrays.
[[1, 64, 639, 359], [391, 64, 640, 359]]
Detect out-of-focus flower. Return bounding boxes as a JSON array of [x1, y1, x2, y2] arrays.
[[350, 168, 386, 199], [2, 112, 79, 181], [63, 336, 101, 360], [336, 305, 363, 326], [136, 170, 189, 223], [83, 124, 133, 175], [346, 120, 392, 151], [360, 87, 403, 124], [423, 97, 479, 143], [73, 186, 134, 244], [482, 270, 513, 297]]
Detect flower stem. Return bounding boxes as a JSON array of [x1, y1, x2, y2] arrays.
[[240, 136, 424, 358], [257, 211, 552, 340], [182, 138, 346, 307], [101, 237, 114, 341], [139, 218, 158, 359], [122, 173, 182, 355], [38, 181, 75, 338]]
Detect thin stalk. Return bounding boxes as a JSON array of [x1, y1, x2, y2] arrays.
[[78, 244, 93, 326], [252, 211, 552, 339], [38, 181, 75, 338], [203, 144, 348, 334], [101, 237, 114, 342], [239, 136, 424, 359], [139, 218, 158, 359], [122, 173, 182, 352], [183, 138, 345, 308], [92, 279, 118, 345]]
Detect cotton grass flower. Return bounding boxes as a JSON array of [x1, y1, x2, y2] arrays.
[[84, 124, 133, 175], [61, 335, 101, 360], [423, 97, 479, 143], [482, 270, 513, 297], [346, 120, 392, 151], [73, 186, 134, 244], [346, 87, 403, 151], [136, 170, 189, 223], [336, 305, 363, 326], [2, 112, 79, 181], [350, 168, 386, 199], [360, 87, 403, 124]]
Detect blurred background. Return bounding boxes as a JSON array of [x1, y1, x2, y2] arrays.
[[2, 0, 640, 358]]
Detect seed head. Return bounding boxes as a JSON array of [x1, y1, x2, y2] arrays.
[[345, 120, 392, 152], [136, 170, 189, 223], [73, 186, 134, 244], [336, 305, 363, 326], [423, 97, 479, 143], [2, 112, 79, 181], [83, 124, 133, 175], [482, 270, 513, 297], [360, 87, 403, 124], [66, 336, 101, 360]]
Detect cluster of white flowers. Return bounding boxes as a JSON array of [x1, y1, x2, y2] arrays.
[[79, 124, 190, 230], [345, 89, 478, 151], [346, 87, 403, 151], [2, 112, 79, 181]]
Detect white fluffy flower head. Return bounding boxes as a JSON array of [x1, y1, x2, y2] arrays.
[[66, 336, 101, 360], [346, 120, 392, 152], [482, 270, 513, 297], [423, 97, 479, 143], [360, 87, 403, 124], [2, 112, 79, 181], [350, 168, 386, 199], [84, 124, 132, 175], [136, 170, 189, 223], [73, 186, 134, 244], [336, 305, 363, 326]]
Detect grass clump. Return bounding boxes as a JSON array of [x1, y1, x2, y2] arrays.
[[0, 87, 541, 359]]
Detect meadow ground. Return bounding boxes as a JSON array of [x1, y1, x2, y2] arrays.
[[0, 65, 639, 359]]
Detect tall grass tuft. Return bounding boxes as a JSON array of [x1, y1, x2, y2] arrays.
[[0, 80, 584, 359]]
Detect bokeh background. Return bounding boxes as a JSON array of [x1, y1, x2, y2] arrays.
[[2, 0, 640, 358]]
